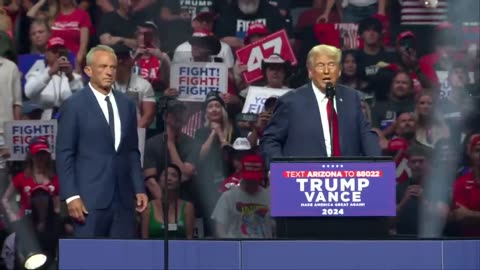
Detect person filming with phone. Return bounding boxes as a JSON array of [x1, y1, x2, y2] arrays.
[[25, 36, 84, 120], [133, 21, 171, 92]]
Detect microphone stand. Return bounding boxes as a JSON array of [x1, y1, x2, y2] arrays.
[[160, 97, 170, 270]]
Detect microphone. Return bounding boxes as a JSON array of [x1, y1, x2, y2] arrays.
[[326, 82, 335, 99]]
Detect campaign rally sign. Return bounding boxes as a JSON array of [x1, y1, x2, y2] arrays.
[[242, 86, 291, 114], [270, 160, 396, 217], [18, 53, 75, 90], [3, 120, 57, 160], [236, 30, 297, 84], [170, 62, 228, 102]]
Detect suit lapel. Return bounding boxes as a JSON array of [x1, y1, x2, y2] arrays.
[[335, 86, 347, 155], [85, 87, 115, 147], [303, 85, 327, 156], [113, 90, 129, 150]]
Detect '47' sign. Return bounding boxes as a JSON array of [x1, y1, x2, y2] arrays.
[[236, 30, 297, 84]]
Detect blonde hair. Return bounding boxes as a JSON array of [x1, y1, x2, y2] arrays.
[[306, 45, 342, 68], [205, 106, 233, 143], [86, 45, 117, 66]]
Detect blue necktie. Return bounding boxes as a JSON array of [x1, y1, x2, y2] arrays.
[[105, 96, 115, 141]]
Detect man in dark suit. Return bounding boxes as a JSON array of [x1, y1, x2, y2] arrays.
[[56, 45, 148, 238], [260, 44, 384, 239]]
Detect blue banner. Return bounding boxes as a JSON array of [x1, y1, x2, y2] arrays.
[[270, 160, 396, 217]]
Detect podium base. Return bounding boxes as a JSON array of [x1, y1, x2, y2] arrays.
[[276, 217, 389, 239]]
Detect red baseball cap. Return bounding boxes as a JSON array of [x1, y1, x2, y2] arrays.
[[387, 138, 410, 152], [241, 155, 265, 182], [469, 134, 480, 153], [244, 23, 269, 44], [396, 31, 416, 44], [29, 137, 50, 155], [47, 36, 66, 50]]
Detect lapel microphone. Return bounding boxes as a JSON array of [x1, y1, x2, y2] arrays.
[[325, 82, 336, 99]]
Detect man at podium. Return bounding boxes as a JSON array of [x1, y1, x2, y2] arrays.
[[260, 45, 384, 239]]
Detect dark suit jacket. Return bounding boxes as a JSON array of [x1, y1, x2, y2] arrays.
[[260, 83, 385, 239], [261, 83, 380, 163], [56, 86, 145, 210]]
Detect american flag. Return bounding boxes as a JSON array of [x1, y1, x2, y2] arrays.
[[400, 0, 448, 25]]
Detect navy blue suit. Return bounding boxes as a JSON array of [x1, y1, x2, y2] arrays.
[[56, 86, 145, 238], [260, 83, 385, 239], [261, 83, 380, 161]]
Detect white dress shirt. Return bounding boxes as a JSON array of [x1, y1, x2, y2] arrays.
[[66, 83, 122, 204], [89, 83, 122, 150], [311, 82, 337, 157]]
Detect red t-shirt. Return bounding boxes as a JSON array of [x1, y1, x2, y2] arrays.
[[452, 172, 480, 237], [135, 55, 163, 90], [51, 8, 92, 55], [12, 172, 59, 217]]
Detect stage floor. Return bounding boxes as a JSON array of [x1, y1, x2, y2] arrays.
[[59, 239, 480, 269]]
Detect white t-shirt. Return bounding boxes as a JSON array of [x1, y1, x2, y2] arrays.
[[211, 185, 274, 238], [345, 0, 377, 7], [115, 73, 156, 119], [173, 41, 234, 68]]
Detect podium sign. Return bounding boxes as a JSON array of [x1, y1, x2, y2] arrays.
[[270, 160, 395, 217]]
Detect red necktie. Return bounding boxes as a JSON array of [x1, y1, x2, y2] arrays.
[[326, 99, 341, 157]]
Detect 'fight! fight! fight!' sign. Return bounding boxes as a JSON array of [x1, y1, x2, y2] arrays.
[[3, 120, 57, 160], [170, 62, 228, 102], [270, 160, 396, 217]]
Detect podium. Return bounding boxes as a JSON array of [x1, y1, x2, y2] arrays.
[[269, 157, 396, 239]]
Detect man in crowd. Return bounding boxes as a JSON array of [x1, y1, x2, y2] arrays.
[[394, 144, 437, 235], [355, 17, 396, 89], [29, 19, 50, 54], [371, 71, 415, 136], [25, 36, 84, 120], [97, 0, 139, 49], [173, 10, 234, 69], [143, 100, 195, 200], [211, 154, 274, 238], [261, 44, 381, 238], [452, 133, 480, 237], [214, 0, 291, 50], [112, 44, 156, 129], [56, 45, 147, 238]]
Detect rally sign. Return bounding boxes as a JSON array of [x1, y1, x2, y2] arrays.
[[3, 120, 57, 160], [242, 86, 291, 114], [270, 160, 396, 217], [170, 62, 228, 102], [236, 30, 297, 84]]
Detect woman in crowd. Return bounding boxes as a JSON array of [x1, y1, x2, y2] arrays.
[[49, 0, 92, 72], [141, 164, 195, 239], [193, 91, 239, 236], [2, 137, 59, 222], [338, 50, 369, 98], [414, 91, 450, 148]]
